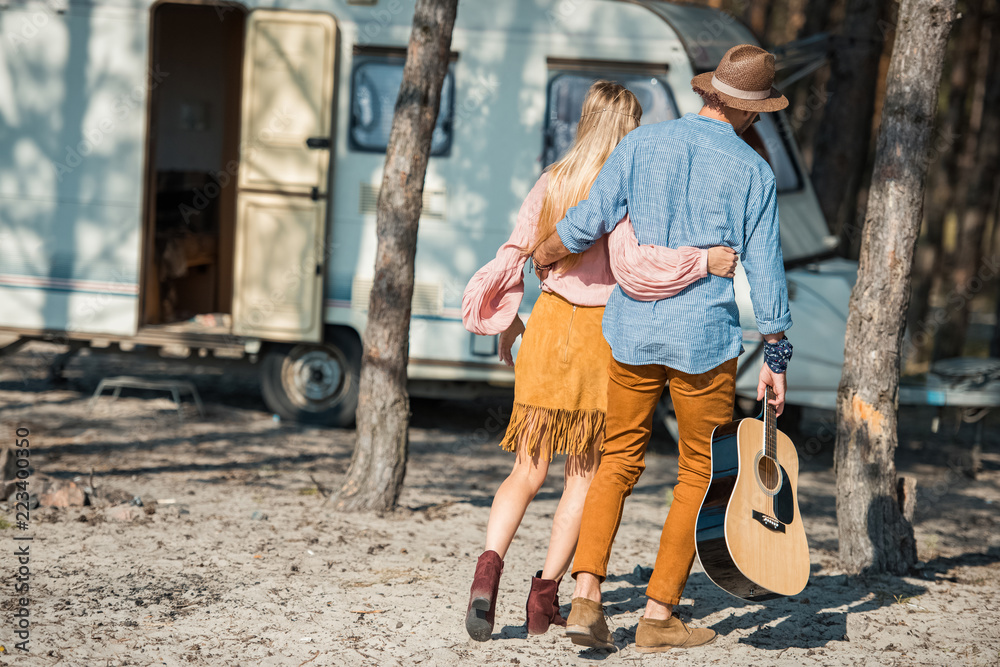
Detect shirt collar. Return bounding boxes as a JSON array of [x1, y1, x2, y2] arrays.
[[684, 112, 736, 135]]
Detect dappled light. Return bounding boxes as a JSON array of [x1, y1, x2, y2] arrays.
[[0, 0, 997, 664]]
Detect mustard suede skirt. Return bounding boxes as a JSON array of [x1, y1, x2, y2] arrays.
[[499, 291, 612, 460]]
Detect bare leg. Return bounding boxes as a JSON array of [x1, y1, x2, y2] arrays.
[[540, 446, 600, 580], [643, 597, 674, 620], [572, 572, 602, 603], [483, 450, 550, 558]]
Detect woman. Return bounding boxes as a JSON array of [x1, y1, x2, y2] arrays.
[[461, 81, 738, 641]]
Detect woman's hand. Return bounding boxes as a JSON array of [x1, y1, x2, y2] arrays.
[[708, 246, 738, 278], [499, 316, 525, 367]]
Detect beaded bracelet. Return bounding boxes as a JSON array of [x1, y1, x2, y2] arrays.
[[763, 337, 793, 374], [531, 256, 554, 272]]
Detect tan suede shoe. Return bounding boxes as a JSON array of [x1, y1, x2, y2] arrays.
[[634, 614, 717, 653], [565, 597, 616, 651]]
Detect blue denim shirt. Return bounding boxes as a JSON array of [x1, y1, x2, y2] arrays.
[[555, 113, 792, 374]]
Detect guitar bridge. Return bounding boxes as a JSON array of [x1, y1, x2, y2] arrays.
[[752, 510, 786, 533]]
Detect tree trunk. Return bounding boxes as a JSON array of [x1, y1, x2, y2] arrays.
[[334, 0, 459, 512], [993, 185, 1000, 358], [797, 0, 836, 39], [835, 0, 955, 575], [742, 0, 776, 42], [907, 1, 983, 366], [773, 0, 807, 45], [992, 260, 1000, 357], [934, 9, 1000, 359], [810, 0, 891, 244], [786, 0, 836, 168]]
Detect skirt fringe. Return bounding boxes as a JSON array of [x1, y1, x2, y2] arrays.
[[499, 402, 606, 461]]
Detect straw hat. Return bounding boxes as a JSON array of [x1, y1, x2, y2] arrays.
[[691, 44, 788, 113]]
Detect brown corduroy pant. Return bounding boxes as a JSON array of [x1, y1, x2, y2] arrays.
[[572, 356, 737, 605]]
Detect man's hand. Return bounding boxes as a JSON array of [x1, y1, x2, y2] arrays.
[[756, 363, 786, 417], [499, 316, 525, 367], [533, 232, 572, 281], [707, 246, 738, 278]]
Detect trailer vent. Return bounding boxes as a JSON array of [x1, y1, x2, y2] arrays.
[[351, 278, 443, 317], [359, 183, 446, 221]]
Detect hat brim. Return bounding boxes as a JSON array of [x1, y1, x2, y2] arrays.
[[691, 71, 789, 113]]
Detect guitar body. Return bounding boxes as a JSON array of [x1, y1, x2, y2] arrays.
[[695, 413, 810, 601]]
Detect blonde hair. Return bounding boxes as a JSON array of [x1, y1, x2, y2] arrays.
[[525, 80, 641, 271]]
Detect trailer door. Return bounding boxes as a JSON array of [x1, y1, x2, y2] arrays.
[[232, 9, 337, 342]]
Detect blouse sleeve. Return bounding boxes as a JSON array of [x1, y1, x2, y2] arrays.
[[608, 215, 710, 301], [462, 173, 548, 335]]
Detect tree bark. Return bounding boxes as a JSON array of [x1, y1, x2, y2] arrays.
[[835, 0, 955, 575], [933, 9, 1000, 359], [334, 0, 458, 512], [810, 0, 891, 245]]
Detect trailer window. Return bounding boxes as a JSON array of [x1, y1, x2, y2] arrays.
[[350, 57, 455, 156], [543, 73, 679, 167]]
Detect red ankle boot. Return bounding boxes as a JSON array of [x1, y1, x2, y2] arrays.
[[465, 550, 504, 641], [525, 570, 566, 635]]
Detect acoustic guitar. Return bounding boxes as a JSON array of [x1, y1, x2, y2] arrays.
[[694, 385, 810, 601]]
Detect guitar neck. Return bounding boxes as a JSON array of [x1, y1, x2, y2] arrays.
[[764, 385, 777, 460]]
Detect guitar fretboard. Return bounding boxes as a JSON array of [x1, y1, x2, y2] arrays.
[[764, 385, 777, 461]]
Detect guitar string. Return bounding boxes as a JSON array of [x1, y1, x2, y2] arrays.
[[767, 386, 774, 517], [762, 389, 767, 516], [761, 388, 766, 516], [767, 386, 772, 517], [771, 388, 776, 516]]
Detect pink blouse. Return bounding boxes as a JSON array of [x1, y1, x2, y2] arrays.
[[462, 172, 709, 336]]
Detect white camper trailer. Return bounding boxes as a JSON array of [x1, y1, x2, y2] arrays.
[[0, 0, 851, 426]]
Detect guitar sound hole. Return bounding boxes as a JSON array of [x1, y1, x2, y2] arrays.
[[757, 456, 780, 492]]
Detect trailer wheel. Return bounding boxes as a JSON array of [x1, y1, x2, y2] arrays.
[[260, 328, 361, 427]]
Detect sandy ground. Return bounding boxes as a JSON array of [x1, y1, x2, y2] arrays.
[[0, 341, 998, 666]]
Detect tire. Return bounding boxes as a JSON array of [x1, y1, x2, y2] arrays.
[[260, 327, 362, 427]]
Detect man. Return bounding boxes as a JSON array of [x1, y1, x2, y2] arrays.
[[532, 44, 794, 653]]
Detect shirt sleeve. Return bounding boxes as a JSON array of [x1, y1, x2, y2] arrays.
[[555, 135, 632, 254], [742, 174, 793, 335], [608, 215, 709, 300]]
